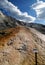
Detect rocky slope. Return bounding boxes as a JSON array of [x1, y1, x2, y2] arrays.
[[0, 11, 45, 34], [0, 11, 45, 65]]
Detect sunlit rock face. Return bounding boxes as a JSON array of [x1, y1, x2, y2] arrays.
[[0, 26, 35, 65], [0, 26, 45, 65], [0, 11, 45, 65]]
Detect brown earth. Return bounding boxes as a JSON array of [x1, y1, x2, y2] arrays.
[[0, 26, 45, 65]]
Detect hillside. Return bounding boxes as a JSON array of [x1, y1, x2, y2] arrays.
[[0, 11, 45, 34], [0, 11, 45, 65], [0, 26, 45, 65]]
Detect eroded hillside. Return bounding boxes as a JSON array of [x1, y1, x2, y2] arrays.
[[0, 26, 45, 65]]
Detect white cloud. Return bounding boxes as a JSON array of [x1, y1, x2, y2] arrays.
[[37, 0, 39, 2], [0, 0, 35, 23], [32, 0, 45, 20]]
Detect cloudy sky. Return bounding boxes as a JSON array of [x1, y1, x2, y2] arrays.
[[0, 0, 45, 24]]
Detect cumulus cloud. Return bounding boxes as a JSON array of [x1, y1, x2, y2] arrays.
[[32, 0, 45, 20], [0, 0, 35, 23]]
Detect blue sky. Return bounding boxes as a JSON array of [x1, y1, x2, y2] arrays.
[[8, 0, 36, 17], [0, 0, 45, 24]]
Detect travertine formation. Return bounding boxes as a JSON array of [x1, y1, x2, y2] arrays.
[[0, 26, 45, 65], [0, 11, 45, 65]]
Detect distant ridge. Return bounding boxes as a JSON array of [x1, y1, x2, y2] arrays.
[[0, 11, 45, 34]]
